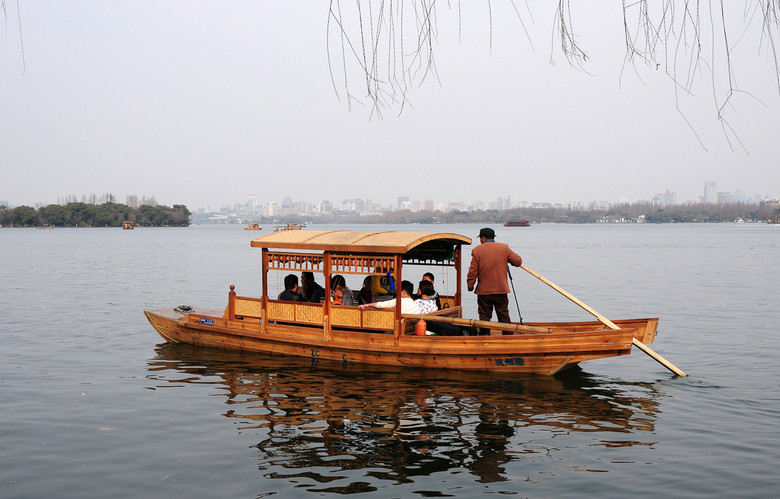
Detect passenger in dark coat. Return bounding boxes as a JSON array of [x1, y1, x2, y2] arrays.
[[278, 274, 306, 302], [300, 271, 325, 303]]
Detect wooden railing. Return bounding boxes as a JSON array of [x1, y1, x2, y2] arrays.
[[226, 283, 464, 335], [265, 300, 395, 331], [224, 286, 264, 320]]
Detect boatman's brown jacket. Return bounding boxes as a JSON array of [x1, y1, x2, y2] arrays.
[[466, 241, 523, 295]]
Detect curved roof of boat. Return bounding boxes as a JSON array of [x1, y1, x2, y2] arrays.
[[250, 230, 471, 254]]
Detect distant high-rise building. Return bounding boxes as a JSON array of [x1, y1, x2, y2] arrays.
[[717, 192, 734, 204], [341, 198, 364, 212], [319, 200, 333, 214], [397, 196, 410, 210], [704, 181, 717, 203]]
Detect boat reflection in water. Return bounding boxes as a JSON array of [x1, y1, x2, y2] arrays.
[[148, 344, 661, 490]]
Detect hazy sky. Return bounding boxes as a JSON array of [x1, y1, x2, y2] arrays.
[[2, 2, 778, 210]]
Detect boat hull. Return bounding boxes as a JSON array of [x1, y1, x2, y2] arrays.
[[504, 220, 530, 227], [525, 318, 658, 344], [144, 308, 639, 375]]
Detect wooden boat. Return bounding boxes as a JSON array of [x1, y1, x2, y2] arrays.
[[504, 219, 530, 227], [244, 223, 262, 230], [122, 221, 134, 230], [273, 223, 304, 232], [144, 230, 658, 375]]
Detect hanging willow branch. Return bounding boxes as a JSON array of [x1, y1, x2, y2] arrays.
[[327, 0, 780, 143], [327, 0, 443, 119], [2, 0, 26, 72]]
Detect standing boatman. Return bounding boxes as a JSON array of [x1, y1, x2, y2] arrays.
[[466, 227, 523, 335]]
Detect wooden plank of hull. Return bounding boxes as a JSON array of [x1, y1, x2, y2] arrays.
[[144, 309, 634, 375], [525, 318, 659, 344]]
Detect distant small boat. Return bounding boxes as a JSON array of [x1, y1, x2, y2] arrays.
[[36, 225, 54, 229], [244, 223, 262, 230], [504, 219, 530, 227], [734, 218, 745, 224], [274, 223, 305, 232], [122, 221, 134, 230]]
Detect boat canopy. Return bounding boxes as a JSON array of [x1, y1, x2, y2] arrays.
[[250, 230, 471, 255]]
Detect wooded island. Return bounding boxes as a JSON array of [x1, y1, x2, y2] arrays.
[[0, 202, 191, 227]]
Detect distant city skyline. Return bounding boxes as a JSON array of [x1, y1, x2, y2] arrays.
[[187, 180, 771, 219], [2, 179, 772, 213]]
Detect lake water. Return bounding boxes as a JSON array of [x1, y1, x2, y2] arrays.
[[1, 223, 778, 497]]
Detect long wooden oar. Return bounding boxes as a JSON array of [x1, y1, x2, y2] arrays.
[[521, 264, 686, 377]]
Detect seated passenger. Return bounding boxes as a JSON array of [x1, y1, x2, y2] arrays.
[[421, 272, 443, 310], [330, 274, 350, 305], [415, 279, 439, 314], [357, 276, 373, 305], [278, 274, 305, 301], [342, 278, 355, 306], [300, 271, 325, 303], [358, 280, 421, 314], [370, 266, 395, 299]]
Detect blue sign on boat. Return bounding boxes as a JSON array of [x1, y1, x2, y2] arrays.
[[200, 318, 214, 326]]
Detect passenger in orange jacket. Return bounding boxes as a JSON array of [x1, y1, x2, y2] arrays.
[[466, 227, 523, 334]]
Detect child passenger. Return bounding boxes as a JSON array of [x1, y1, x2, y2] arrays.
[[421, 272, 442, 310], [415, 280, 439, 314]]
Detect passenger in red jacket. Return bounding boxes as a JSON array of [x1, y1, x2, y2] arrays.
[[466, 227, 523, 334]]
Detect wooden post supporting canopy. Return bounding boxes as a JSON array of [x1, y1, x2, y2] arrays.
[[520, 264, 686, 377]]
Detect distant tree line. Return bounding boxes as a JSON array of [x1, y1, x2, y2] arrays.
[[0, 202, 191, 227], [254, 201, 779, 225], [639, 203, 778, 224]]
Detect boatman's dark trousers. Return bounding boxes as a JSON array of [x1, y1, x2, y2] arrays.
[[477, 294, 511, 335]]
